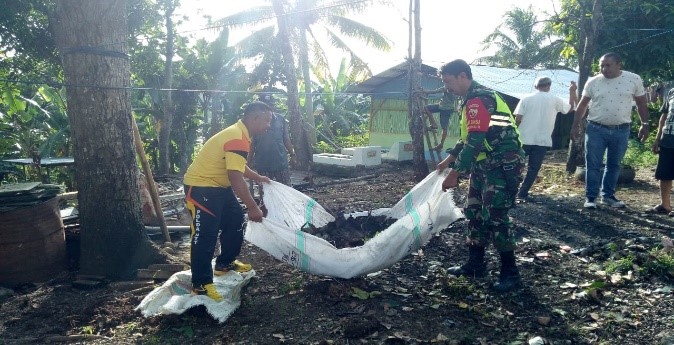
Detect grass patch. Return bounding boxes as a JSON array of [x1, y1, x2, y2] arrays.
[[643, 249, 674, 279], [441, 275, 477, 297], [279, 276, 305, 294], [604, 254, 635, 274], [80, 325, 95, 335], [622, 138, 658, 168]]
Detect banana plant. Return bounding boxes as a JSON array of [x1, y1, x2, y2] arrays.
[[0, 83, 71, 181], [312, 58, 370, 145]]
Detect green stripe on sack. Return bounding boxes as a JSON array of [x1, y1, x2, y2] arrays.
[[305, 199, 316, 224], [409, 208, 422, 249], [294, 230, 310, 271], [405, 192, 413, 213]]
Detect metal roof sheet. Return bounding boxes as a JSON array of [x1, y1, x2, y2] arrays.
[[349, 62, 579, 100], [471, 65, 579, 101], [347, 62, 439, 94]]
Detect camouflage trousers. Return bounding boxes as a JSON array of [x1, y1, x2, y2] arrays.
[[463, 156, 523, 252], [257, 168, 291, 186]]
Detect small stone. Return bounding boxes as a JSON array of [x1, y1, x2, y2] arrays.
[[529, 336, 545, 345], [537, 316, 551, 326]]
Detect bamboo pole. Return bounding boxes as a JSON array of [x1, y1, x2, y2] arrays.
[[131, 118, 171, 244]]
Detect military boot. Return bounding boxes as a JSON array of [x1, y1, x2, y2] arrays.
[[447, 246, 486, 278], [493, 251, 521, 292]]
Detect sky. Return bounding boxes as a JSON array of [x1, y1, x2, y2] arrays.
[[176, 0, 563, 75]]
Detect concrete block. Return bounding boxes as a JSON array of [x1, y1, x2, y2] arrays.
[[382, 141, 413, 161], [341, 146, 381, 166], [313, 153, 355, 166], [313, 146, 382, 167]]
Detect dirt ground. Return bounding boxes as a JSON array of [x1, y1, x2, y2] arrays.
[[1, 151, 674, 345]]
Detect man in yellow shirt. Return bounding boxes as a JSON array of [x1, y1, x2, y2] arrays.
[[183, 101, 272, 301]]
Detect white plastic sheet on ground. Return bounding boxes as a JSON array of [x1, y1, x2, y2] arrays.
[[136, 266, 255, 323], [246, 170, 463, 279]]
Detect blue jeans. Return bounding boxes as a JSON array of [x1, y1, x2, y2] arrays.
[[517, 145, 548, 198], [584, 122, 630, 199]]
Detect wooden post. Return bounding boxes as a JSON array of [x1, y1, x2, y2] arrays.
[[131, 118, 171, 244], [422, 117, 438, 165]]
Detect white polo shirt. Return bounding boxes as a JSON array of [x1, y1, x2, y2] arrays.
[[514, 91, 570, 147], [583, 71, 645, 125]]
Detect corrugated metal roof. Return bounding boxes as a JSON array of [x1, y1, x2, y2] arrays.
[[349, 62, 579, 101], [347, 62, 439, 94], [472, 65, 579, 101]]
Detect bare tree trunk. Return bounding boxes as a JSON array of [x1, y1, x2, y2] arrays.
[[567, 0, 603, 173], [408, 0, 428, 181], [298, 0, 317, 145], [158, 0, 175, 175], [299, 32, 317, 146], [53, 0, 165, 279], [272, 0, 312, 171], [208, 93, 225, 139], [174, 109, 190, 174]]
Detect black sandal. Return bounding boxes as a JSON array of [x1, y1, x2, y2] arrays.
[[645, 204, 671, 214]]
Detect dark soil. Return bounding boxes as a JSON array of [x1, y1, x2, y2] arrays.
[[303, 214, 397, 249], [2, 151, 674, 345]]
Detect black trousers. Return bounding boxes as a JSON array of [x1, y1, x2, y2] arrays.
[[518, 145, 548, 198], [184, 185, 245, 286]]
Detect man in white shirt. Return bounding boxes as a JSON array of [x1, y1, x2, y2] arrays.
[[570, 52, 650, 209], [514, 77, 577, 202]]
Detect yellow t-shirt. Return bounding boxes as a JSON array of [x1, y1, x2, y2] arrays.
[[183, 120, 250, 187]]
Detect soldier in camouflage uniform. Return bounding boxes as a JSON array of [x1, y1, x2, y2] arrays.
[[436, 59, 525, 292]]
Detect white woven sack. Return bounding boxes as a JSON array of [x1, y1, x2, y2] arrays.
[[245, 172, 463, 278], [260, 180, 335, 229], [387, 169, 448, 219], [136, 266, 255, 323]]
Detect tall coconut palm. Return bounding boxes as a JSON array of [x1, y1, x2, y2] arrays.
[[214, 0, 391, 164], [174, 29, 252, 172], [476, 6, 564, 69]]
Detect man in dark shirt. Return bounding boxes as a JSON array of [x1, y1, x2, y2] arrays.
[[248, 94, 295, 186], [647, 88, 674, 216]]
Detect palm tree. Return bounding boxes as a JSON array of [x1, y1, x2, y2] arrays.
[[476, 6, 564, 69], [214, 0, 391, 157], [174, 29, 252, 172]]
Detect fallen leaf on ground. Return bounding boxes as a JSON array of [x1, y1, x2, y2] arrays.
[[458, 302, 469, 309]]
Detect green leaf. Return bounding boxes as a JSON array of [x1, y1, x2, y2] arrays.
[[2, 89, 27, 115], [351, 287, 380, 300], [351, 287, 370, 300], [587, 281, 607, 290]]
